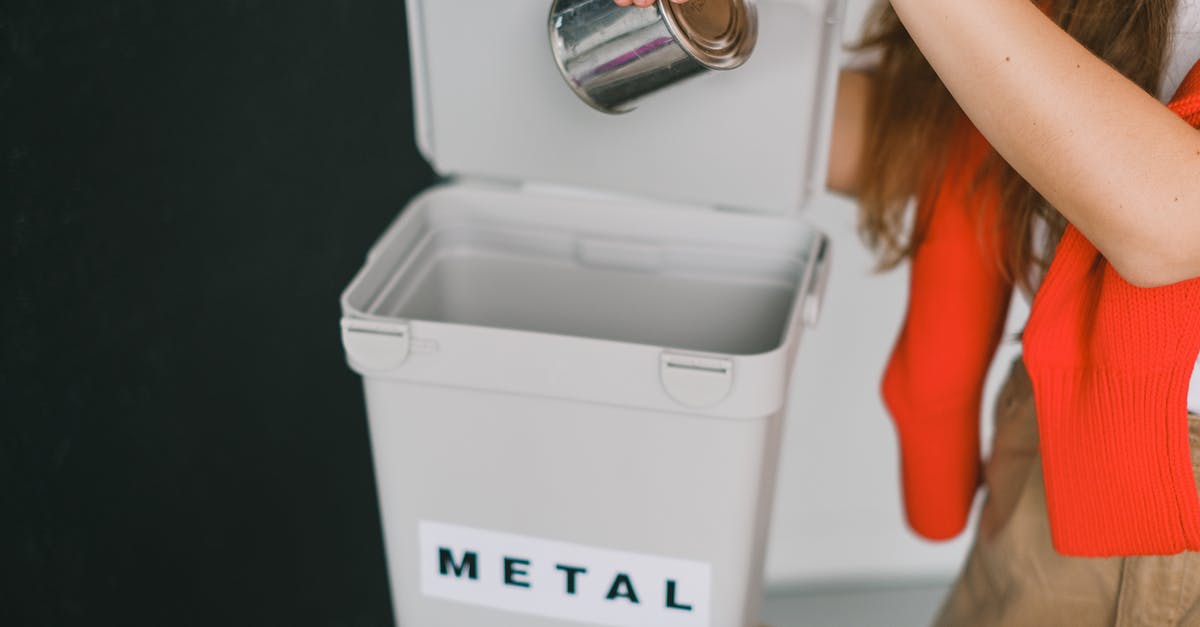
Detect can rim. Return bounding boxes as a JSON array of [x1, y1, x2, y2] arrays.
[[660, 0, 757, 70]]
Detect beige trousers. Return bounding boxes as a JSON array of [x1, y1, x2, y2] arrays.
[[933, 357, 1200, 627]]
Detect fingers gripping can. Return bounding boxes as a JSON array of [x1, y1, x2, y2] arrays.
[[549, 0, 758, 114]]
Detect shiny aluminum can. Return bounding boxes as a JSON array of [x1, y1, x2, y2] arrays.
[[549, 0, 757, 114]]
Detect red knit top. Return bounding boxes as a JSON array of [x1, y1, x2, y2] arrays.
[[883, 60, 1200, 556]]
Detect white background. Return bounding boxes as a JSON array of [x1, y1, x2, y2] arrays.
[[762, 0, 1032, 586]]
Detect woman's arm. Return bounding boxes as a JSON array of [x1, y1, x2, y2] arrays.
[[889, 0, 1200, 287], [827, 69, 873, 197]]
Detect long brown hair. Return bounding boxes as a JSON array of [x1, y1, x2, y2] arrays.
[[855, 0, 1176, 294]]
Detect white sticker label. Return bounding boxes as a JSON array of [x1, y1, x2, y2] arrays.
[[418, 521, 712, 627]]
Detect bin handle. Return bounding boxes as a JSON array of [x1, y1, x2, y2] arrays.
[[801, 234, 831, 328]]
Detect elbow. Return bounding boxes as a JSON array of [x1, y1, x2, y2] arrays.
[[1114, 265, 1175, 289], [1107, 247, 1200, 289], [1090, 204, 1200, 288]]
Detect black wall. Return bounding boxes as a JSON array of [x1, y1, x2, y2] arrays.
[[3, 2, 436, 624]]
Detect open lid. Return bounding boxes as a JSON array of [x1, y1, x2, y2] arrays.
[[407, 0, 846, 215]]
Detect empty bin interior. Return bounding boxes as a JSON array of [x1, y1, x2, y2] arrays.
[[364, 220, 808, 355]]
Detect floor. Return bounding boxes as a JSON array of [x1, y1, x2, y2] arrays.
[[760, 580, 951, 627]]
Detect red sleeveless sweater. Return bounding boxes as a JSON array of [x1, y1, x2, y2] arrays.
[[883, 60, 1200, 556]]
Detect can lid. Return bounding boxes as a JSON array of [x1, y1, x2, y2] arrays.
[[662, 0, 756, 69]]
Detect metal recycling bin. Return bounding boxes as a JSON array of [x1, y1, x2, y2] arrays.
[[340, 1, 845, 625]]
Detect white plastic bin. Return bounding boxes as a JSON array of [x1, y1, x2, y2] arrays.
[[340, 1, 845, 626]]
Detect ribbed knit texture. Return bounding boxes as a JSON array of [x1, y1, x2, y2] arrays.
[[885, 60, 1200, 553], [1022, 62, 1200, 556], [882, 118, 1013, 540], [1173, 61, 1200, 126]]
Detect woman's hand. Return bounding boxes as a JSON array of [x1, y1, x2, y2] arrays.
[[612, 0, 688, 7]]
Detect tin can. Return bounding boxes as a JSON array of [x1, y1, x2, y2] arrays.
[[549, 0, 758, 114]]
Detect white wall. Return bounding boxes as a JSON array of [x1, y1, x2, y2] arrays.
[[763, 0, 1032, 586]]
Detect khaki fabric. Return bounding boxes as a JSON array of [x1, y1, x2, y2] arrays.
[[933, 357, 1200, 627]]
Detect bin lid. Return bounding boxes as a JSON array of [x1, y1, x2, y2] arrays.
[[407, 0, 846, 216]]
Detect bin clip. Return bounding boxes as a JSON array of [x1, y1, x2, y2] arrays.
[[341, 318, 411, 371], [660, 353, 734, 408]]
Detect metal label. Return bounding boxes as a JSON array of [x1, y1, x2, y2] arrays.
[[419, 521, 713, 626]]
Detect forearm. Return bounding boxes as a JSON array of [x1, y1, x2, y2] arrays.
[[826, 69, 872, 196], [890, 0, 1200, 287]]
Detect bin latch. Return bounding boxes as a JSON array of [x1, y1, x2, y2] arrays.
[[341, 318, 411, 371], [660, 353, 733, 408]]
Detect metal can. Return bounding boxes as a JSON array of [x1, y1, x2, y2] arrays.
[[548, 0, 758, 114]]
